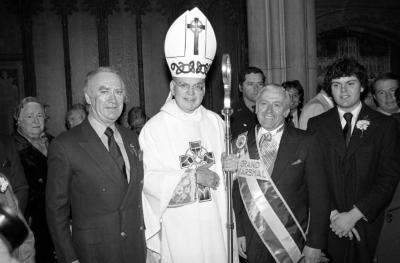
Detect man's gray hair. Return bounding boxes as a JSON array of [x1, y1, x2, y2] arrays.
[[83, 67, 125, 93], [256, 83, 291, 109]]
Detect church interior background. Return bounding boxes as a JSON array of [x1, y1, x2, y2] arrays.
[[0, 0, 399, 136]]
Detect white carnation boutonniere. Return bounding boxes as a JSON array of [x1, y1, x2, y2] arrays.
[[129, 143, 138, 157], [356, 119, 370, 137], [0, 176, 9, 193]]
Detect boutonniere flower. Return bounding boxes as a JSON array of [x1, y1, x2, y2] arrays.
[[356, 119, 370, 137], [0, 176, 9, 193], [129, 143, 143, 161], [129, 143, 138, 157]]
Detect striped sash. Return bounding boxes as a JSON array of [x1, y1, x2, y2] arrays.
[[234, 131, 306, 263]]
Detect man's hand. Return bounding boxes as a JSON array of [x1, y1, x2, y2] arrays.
[[330, 208, 363, 238], [237, 236, 247, 259], [221, 153, 238, 172], [71, 261, 80, 263], [196, 163, 220, 189], [302, 246, 325, 263], [346, 228, 361, 241]]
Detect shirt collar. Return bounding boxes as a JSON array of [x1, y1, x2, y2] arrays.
[[88, 115, 117, 138], [291, 109, 298, 118], [259, 123, 284, 136], [337, 102, 362, 120], [376, 107, 400, 115]]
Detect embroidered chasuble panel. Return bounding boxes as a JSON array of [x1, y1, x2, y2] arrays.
[[169, 141, 214, 207]]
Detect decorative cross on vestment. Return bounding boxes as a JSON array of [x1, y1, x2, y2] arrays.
[[187, 17, 205, 55], [179, 141, 214, 201]]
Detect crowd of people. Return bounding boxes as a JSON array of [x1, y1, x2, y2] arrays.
[[1, 6, 400, 263]]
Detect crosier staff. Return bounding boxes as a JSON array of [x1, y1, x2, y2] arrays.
[[221, 54, 234, 263]]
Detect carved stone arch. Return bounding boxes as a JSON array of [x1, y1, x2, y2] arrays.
[[317, 12, 400, 45]]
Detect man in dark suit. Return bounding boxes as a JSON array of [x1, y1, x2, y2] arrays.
[[308, 58, 400, 263], [375, 87, 400, 263], [0, 134, 28, 213], [46, 67, 146, 263], [224, 84, 329, 263]]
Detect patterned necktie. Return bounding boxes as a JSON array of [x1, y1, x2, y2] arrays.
[[259, 133, 278, 175], [343, 112, 353, 147], [104, 127, 127, 183]]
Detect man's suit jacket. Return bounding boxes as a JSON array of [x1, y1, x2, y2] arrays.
[[233, 125, 329, 263], [308, 104, 400, 262], [46, 119, 146, 263], [376, 182, 400, 262], [374, 113, 400, 263], [0, 134, 28, 213]]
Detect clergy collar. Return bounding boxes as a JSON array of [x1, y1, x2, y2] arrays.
[[161, 99, 203, 122]]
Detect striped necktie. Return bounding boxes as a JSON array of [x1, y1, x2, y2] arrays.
[[104, 127, 128, 183], [343, 112, 353, 147], [259, 132, 278, 175]]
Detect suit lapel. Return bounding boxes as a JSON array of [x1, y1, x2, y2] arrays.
[[346, 104, 370, 157], [271, 125, 297, 181], [118, 127, 142, 208], [119, 127, 136, 184], [78, 120, 124, 185], [247, 126, 260, 160]]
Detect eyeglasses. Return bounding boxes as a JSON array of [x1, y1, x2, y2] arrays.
[[175, 81, 205, 92]]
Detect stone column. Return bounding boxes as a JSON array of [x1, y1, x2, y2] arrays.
[[247, 0, 317, 99]]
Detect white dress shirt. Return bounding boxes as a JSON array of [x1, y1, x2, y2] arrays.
[[337, 102, 362, 135]]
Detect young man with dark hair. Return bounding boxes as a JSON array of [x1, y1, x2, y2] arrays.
[[308, 58, 400, 263], [231, 67, 265, 138]]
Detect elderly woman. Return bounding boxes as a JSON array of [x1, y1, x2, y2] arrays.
[[13, 97, 56, 263]]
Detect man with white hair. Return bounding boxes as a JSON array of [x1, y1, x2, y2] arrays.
[[140, 7, 238, 263], [46, 67, 145, 263], [224, 84, 329, 263]]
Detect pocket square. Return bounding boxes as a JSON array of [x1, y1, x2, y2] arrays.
[[291, 159, 302, 165]]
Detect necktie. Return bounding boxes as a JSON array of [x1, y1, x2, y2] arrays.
[[343, 112, 353, 147], [259, 133, 277, 175], [251, 105, 256, 113], [104, 127, 127, 183]]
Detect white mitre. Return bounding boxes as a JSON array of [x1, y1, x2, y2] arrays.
[[164, 7, 217, 79]]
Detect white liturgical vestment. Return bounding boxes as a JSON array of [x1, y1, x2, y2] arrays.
[[140, 99, 238, 263]]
